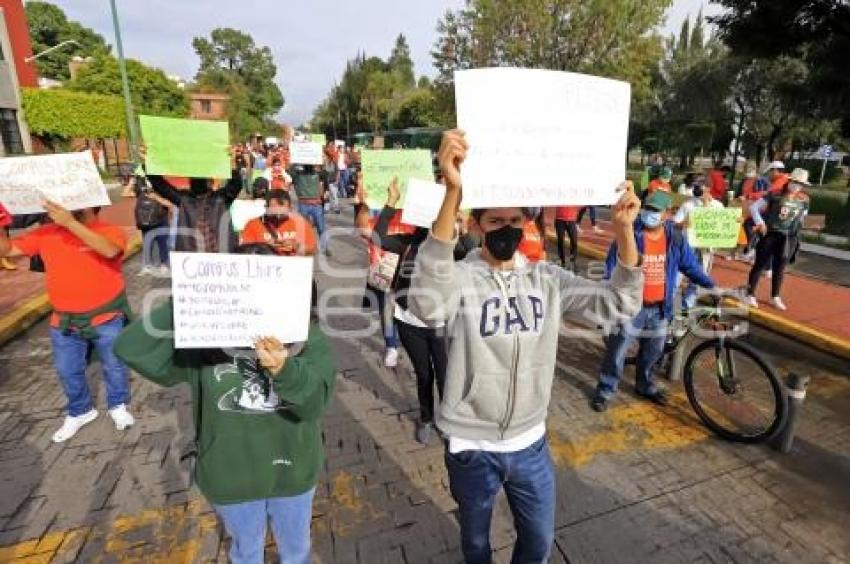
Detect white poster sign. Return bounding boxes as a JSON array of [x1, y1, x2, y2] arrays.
[[171, 252, 313, 348], [401, 179, 445, 228], [230, 200, 267, 232], [0, 152, 111, 215], [289, 142, 324, 165], [455, 68, 631, 208]]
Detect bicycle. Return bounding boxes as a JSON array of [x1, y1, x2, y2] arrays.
[[626, 292, 788, 443]]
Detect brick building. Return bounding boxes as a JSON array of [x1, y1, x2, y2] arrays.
[[189, 92, 229, 120]]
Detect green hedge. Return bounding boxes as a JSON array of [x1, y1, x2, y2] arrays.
[[21, 88, 127, 139], [809, 193, 850, 237]]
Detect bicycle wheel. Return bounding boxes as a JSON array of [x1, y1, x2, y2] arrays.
[[683, 338, 787, 443]]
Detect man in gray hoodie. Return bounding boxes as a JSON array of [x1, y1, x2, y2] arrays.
[[408, 130, 644, 563]]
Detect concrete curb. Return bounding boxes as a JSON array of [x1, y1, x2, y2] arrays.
[[0, 235, 142, 347], [563, 234, 850, 361]]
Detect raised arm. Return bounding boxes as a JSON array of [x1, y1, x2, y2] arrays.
[[44, 201, 123, 259], [373, 178, 413, 255]]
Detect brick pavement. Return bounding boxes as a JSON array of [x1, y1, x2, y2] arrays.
[[0, 210, 848, 563]]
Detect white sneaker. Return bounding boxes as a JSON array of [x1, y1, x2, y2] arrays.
[[157, 265, 170, 277], [746, 296, 759, 309], [139, 266, 153, 276], [576, 226, 584, 234], [771, 297, 787, 311], [384, 347, 399, 368], [108, 404, 135, 431], [766, 270, 773, 279], [52, 409, 98, 443], [593, 226, 604, 234]]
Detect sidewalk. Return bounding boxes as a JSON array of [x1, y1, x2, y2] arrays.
[[0, 197, 140, 346], [559, 219, 850, 360]]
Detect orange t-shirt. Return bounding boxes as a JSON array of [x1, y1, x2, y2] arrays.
[[707, 169, 728, 200], [240, 213, 317, 255], [517, 219, 545, 263], [13, 221, 128, 327], [364, 210, 415, 267], [642, 230, 667, 304], [647, 179, 671, 194], [769, 172, 789, 193]]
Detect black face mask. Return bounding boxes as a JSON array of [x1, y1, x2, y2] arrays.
[[189, 178, 210, 195], [264, 213, 289, 228], [484, 224, 524, 261], [691, 185, 704, 197]]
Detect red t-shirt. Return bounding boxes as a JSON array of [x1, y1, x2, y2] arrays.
[[517, 219, 545, 263], [240, 213, 317, 255], [555, 206, 580, 222], [13, 221, 128, 327], [642, 230, 666, 304], [647, 179, 671, 194], [364, 210, 415, 267]]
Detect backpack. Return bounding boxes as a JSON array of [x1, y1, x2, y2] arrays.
[[135, 190, 168, 229]]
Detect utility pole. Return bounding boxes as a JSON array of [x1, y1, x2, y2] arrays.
[[729, 97, 746, 195], [109, 0, 140, 163]]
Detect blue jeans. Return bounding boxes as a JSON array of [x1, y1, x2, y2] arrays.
[[49, 316, 130, 416], [141, 226, 170, 267], [338, 169, 351, 196], [596, 305, 669, 399], [298, 203, 326, 252], [374, 289, 400, 349], [214, 487, 315, 564], [446, 437, 555, 564]]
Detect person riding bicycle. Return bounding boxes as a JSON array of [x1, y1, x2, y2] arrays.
[[592, 190, 716, 412]]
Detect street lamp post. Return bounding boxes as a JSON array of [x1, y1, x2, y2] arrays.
[[729, 97, 746, 195], [108, 0, 140, 163], [24, 40, 79, 64]]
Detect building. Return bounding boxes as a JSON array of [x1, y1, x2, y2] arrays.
[[0, 0, 35, 155], [189, 92, 229, 120]]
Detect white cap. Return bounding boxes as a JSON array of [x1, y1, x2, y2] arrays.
[[763, 160, 785, 173]]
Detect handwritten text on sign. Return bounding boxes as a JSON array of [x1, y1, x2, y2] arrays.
[[688, 207, 742, 249], [289, 142, 324, 165], [361, 149, 434, 209], [0, 152, 110, 215], [171, 252, 313, 348], [455, 68, 631, 208]]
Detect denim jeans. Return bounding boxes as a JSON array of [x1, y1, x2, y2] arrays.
[[49, 316, 130, 416], [446, 437, 555, 564], [373, 289, 400, 349], [596, 305, 669, 399], [338, 169, 351, 196], [214, 487, 315, 564], [298, 203, 326, 252], [141, 226, 170, 268]]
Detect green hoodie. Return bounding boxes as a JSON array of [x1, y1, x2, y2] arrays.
[[113, 302, 335, 505]]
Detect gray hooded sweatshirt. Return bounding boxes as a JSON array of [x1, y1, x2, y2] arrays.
[[408, 235, 643, 441]]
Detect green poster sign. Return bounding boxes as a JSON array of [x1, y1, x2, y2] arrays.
[[688, 207, 742, 249], [361, 149, 434, 209], [140, 115, 231, 179], [310, 133, 326, 146]]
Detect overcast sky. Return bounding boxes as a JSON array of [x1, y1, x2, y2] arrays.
[[39, 0, 721, 126]]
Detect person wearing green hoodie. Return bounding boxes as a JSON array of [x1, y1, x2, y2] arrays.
[[113, 250, 335, 564]]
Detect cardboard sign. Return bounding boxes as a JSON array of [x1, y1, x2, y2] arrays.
[[140, 115, 231, 179], [401, 179, 445, 228], [289, 142, 324, 165], [454, 68, 631, 208], [361, 149, 434, 209], [0, 152, 110, 214], [230, 200, 267, 232], [688, 207, 742, 249], [171, 252, 313, 348]]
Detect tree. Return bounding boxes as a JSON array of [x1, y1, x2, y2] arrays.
[[712, 0, 850, 137], [67, 55, 188, 118], [192, 28, 284, 139], [388, 34, 416, 89], [25, 1, 110, 80], [431, 0, 670, 109]]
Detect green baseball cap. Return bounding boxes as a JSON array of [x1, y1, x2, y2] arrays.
[[643, 190, 672, 212], [659, 166, 673, 180]]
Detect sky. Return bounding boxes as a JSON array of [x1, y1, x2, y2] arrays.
[[38, 0, 722, 126]]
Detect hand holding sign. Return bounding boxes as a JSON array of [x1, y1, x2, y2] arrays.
[[611, 181, 640, 228], [438, 129, 467, 194], [255, 336, 289, 375], [43, 199, 76, 228]]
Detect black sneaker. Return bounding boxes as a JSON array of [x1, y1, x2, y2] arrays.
[[591, 395, 609, 412], [636, 389, 668, 406], [416, 422, 435, 445]]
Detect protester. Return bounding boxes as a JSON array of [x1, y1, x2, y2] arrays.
[[576, 205, 604, 234], [0, 204, 14, 271], [337, 145, 351, 200], [647, 166, 673, 194], [707, 163, 731, 201], [132, 173, 174, 276], [408, 130, 643, 563], [290, 163, 329, 254], [0, 202, 134, 443], [234, 145, 253, 193], [114, 244, 335, 564], [746, 168, 811, 311], [323, 144, 341, 214], [517, 208, 546, 263], [764, 161, 789, 192], [593, 190, 715, 412], [143, 146, 243, 253], [267, 157, 292, 192], [554, 205, 581, 271], [240, 190, 318, 256], [738, 167, 771, 260], [673, 174, 723, 308]]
